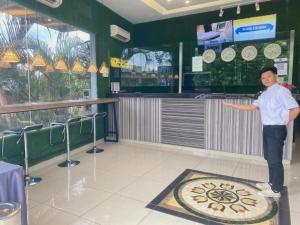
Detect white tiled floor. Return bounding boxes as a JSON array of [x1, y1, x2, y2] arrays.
[[27, 141, 300, 225]]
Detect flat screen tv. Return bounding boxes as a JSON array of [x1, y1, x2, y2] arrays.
[[234, 14, 276, 42], [196, 20, 233, 46]]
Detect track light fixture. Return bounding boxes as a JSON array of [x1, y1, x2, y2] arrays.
[[255, 1, 260, 11], [219, 8, 224, 17], [236, 5, 241, 15]]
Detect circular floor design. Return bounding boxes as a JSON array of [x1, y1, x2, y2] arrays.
[[174, 177, 278, 224]]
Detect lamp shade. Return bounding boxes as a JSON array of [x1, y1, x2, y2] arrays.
[[71, 58, 85, 74], [1, 48, 20, 63], [99, 61, 109, 77], [55, 58, 68, 72], [32, 53, 47, 67], [87, 62, 98, 73], [45, 64, 54, 73]]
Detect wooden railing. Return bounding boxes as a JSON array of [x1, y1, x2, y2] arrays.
[[0, 98, 119, 114]]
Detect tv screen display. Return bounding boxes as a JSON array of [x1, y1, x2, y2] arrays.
[[234, 14, 276, 42], [197, 20, 233, 45]]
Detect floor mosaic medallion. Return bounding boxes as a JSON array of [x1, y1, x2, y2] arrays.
[[146, 169, 290, 225]]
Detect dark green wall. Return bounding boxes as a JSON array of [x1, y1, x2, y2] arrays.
[[133, 0, 300, 87]]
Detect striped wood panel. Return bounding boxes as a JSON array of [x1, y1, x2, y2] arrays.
[[112, 97, 161, 142], [205, 99, 293, 160], [161, 98, 205, 148]]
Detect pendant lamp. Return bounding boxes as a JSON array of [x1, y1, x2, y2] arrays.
[[71, 58, 85, 74], [1, 48, 20, 63], [45, 64, 54, 73], [32, 53, 47, 67], [99, 61, 109, 77], [87, 62, 98, 73], [55, 58, 68, 73], [32, 13, 47, 68]]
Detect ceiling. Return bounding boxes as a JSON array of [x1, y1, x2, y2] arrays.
[[0, 1, 74, 32], [97, 0, 272, 24]]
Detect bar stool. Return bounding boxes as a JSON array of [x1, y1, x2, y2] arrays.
[[85, 112, 107, 154], [50, 117, 81, 167], [1, 124, 43, 187]]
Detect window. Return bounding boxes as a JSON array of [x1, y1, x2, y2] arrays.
[[0, 1, 94, 132]]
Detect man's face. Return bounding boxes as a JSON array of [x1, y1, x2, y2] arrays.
[[261, 71, 277, 87]]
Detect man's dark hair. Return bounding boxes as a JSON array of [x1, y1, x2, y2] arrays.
[[259, 66, 277, 77]]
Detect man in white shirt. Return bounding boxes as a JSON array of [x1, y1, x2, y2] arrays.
[[223, 66, 300, 198]]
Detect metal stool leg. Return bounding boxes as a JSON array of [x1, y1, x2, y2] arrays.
[[24, 131, 42, 187], [58, 122, 80, 167], [86, 114, 104, 154]]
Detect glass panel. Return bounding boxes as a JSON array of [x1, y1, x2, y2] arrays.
[[0, 0, 94, 133], [111, 44, 179, 93], [0, 1, 30, 104]]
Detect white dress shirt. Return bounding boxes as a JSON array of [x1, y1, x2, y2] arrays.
[[253, 83, 299, 125]]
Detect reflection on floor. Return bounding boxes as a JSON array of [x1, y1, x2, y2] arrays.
[[147, 169, 289, 225], [27, 141, 300, 225]]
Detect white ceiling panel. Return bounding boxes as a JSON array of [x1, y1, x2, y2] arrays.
[[96, 0, 272, 24]]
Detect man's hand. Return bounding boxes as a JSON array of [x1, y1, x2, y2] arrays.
[[222, 101, 233, 107], [289, 107, 300, 123]]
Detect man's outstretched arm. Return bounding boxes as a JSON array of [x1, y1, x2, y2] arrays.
[[222, 101, 257, 111]]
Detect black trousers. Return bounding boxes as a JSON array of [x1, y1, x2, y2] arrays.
[[263, 125, 287, 192]]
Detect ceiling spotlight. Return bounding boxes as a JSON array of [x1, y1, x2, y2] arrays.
[[236, 5, 241, 15], [185, 0, 190, 4], [255, 2, 260, 11], [219, 8, 224, 17]]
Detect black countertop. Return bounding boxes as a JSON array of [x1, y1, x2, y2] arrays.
[[109, 93, 258, 99]]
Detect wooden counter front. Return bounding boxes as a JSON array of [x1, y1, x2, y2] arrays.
[[0, 98, 119, 114]]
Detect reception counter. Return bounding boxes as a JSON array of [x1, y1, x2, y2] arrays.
[[108, 93, 293, 161]]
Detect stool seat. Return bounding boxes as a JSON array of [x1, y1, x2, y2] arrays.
[[84, 113, 95, 118], [51, 117, 81, 126], [23, 124, 43, 132], [3, 127, 23, 135], [3, 124, 43, 135]]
